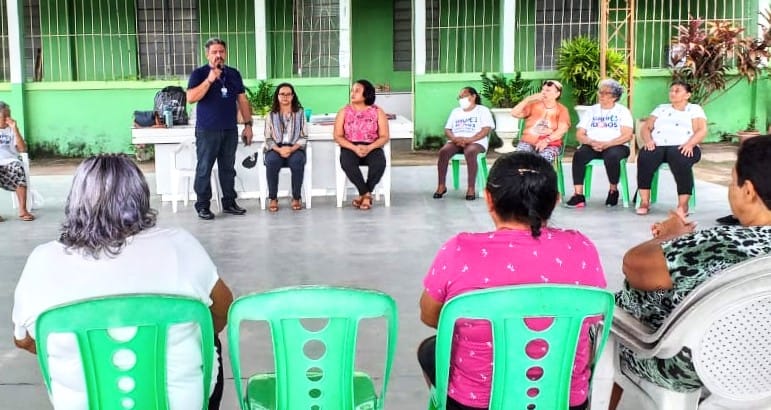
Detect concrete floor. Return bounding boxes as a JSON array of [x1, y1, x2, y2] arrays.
[[0, 162, 733, 409]]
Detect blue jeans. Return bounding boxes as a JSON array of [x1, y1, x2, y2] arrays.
[[264, 149, 306, 200], [194, 129, 238, 210]]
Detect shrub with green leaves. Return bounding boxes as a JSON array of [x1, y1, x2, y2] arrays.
[[556, 36, 628, 105]]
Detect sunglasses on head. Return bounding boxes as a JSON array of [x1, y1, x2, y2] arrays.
[[543, 80, 563, 91]]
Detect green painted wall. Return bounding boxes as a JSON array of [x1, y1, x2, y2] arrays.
[[199, 0, 257, 78], [0, 80, 350, 157], [351, 0, 411, 91]]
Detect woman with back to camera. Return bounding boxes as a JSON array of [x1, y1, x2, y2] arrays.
[[333, 79, 390, 210], [263, 82, 308, 212], [433, 86, 495, 200], [609, 135, 771, 409], [418, 152, 607, 410], [12, 154, 233, 410]]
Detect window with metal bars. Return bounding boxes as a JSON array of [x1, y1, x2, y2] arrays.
[[393, 0, 412, 71], [267, 0, 340, 78], [136, 0, 199, 79], [634, 0, 754, 69], [514, 0, 598, 71], [0, 1, 9, 82], [425, 0, 500, 74]]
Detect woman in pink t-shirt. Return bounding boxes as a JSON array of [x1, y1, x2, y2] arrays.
[[418, 152, 607, 410], [333, 79, 390, 210]]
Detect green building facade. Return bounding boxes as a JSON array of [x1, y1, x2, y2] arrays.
[[0, 0, 766, 156]]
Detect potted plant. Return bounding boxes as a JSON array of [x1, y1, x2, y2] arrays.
[[245, 80, 274, 118], [555, 36, 628, 119], [736, 117, 761, 143], [480, 72, 536, 153]]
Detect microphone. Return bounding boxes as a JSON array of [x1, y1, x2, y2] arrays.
[[216, 64, 223, 70]]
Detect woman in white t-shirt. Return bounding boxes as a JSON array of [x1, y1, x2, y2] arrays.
[[0, 101, 34, 221], [566, 79, 634, 208], [12, 154, 233, 410], [433, 86, 495, 200], [637, 81, 707, 215]]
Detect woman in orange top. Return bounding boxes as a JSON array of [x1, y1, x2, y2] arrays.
[[510, 80, 571, 162]]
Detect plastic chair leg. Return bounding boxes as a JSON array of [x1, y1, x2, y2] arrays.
[[554, 157, 566, 198], [451, 158, 461, 191], [619, 159, 631, 208], [584, 163, 595, 200]]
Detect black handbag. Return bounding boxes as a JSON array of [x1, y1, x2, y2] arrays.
[[133, 110, 157, 127]]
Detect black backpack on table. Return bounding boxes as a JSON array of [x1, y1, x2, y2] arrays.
[[154, 86, 189, 125]]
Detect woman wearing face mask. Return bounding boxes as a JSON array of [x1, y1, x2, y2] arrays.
[[433, 87, 495, 200]]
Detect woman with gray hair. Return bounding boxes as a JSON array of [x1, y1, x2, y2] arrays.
[[12, 154, 232, 410], [565, 78, 634, 208]]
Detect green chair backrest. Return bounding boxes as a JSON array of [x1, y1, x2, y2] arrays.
[[227, 285, 399, 410], [432, 285, 614, 409], [35, 294, 214, 410]]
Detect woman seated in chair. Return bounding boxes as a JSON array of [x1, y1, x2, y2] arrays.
[[333, 79, 390, 210], [263, 82, 308, 212], [12, 154, 233, 410], [510, 80, 571, 162], [418, 152, 607, 410], [635, 80, 707, 215], [609, 135, 771, 409], [0, 101, 34, 221], [433, 86, 494, 200], [565, 79, 634, 208]]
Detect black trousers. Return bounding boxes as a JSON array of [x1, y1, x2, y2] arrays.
[[417, 336, 588, 410], [637, 145, 701, 195], [208, 336, 224, 410], [571, 144, 630, 186], [195, 129, 239, 210], [339, 143, 386, 196]]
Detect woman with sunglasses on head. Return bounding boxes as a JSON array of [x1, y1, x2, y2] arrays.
[[510, 80, 571, 163], [433, 86, 495, 200], [565, 79, 634, 208], [263, 82, 308, 212]]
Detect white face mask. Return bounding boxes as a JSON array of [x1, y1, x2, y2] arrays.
[[458, 97, 472, 110]]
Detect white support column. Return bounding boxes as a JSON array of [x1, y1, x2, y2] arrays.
[[414, 0, 426, 75], [501, 0, 515, 72], [255, 0, 267, 79], [7, 0, 23, 84], [339, 0, 351, 78]]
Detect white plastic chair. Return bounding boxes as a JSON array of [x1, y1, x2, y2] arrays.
[[335, 141, 391, 208], [10, 152, 43, 210], [257, 142, 313, 210], [169, 138, 221, 213], [611, 255, 771, 410]]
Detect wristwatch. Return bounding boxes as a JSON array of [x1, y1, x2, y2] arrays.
[[243, 121, 253, 127]]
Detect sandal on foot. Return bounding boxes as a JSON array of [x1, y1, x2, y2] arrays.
[[19, 213, 35, 221], [352, 196, 363, 208], [636, 204, 650, 215], [359, 193, 373, 210], [268, 199, 279, 212], [0, 215, 5, 222], [291, 199, 302, 211], [465, 190, 477, 200]]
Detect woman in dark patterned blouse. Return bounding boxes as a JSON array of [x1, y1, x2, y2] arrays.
[[609, 135, 771, 409]]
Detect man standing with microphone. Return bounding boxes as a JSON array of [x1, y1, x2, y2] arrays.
[[187, 37, 253, 220]]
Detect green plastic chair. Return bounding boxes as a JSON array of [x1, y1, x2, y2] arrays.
[[451, 152, 489, 196], [35, 294, 214, 410], [583, 158, 631, 207], [227, 286, 398, 410], [635, 163, 697, 210], [554, 147, 566, 199], [427, 285, 615, 410]]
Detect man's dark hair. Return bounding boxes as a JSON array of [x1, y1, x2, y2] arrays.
[[205, 37, 227, 50], [736, 135, 771, 209]]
